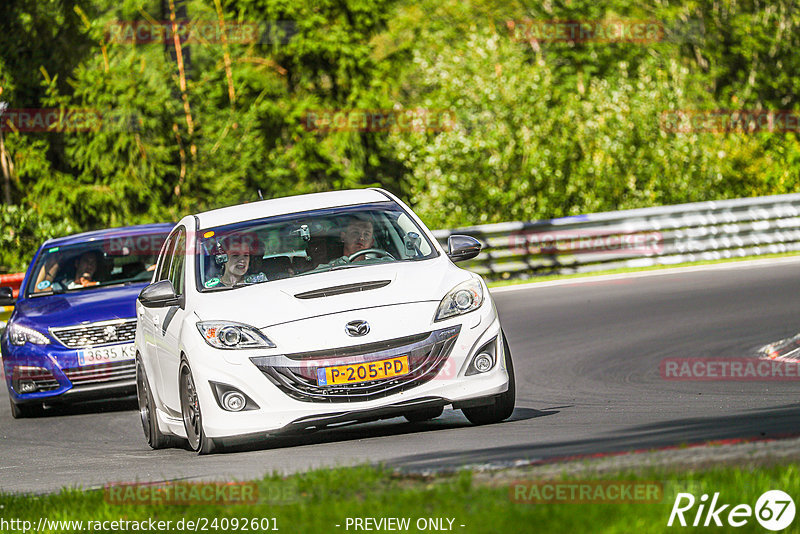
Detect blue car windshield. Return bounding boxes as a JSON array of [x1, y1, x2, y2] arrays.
[[196, 202, 438, 291], [26, 232, 169, 297]]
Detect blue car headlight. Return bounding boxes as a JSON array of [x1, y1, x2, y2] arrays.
[[434, 277, 484, 322], [196, 321, 276, 350], [8, 324, 49, 346]]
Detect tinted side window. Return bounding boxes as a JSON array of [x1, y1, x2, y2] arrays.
[[168, 229, 186, 295], [156, 232, 178, 282]]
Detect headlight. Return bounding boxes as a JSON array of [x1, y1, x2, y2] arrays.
[[196, 321, 276, 350], [434, 277, 484, 322], [8, 324, 49, 346]]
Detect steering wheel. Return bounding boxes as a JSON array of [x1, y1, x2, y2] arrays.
[[347, 248, 395, 262]]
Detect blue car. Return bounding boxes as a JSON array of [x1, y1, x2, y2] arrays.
[[0, 223, 174, 418]]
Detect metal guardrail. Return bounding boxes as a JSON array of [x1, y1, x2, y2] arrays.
[[432, 193, 800, 279], [0, 273, 22, 327], [2, 193, 800, 304]]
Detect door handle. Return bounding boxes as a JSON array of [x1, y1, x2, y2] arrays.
[[152, 315, 160, 328]]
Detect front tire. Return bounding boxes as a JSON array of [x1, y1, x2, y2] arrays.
[[179, 360, 217, 454], [136, 356, 172, 449], [462, 332, 516, 425]]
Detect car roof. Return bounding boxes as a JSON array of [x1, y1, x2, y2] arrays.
[[41, 223, 176, 248], [194, 189, 392, 229]]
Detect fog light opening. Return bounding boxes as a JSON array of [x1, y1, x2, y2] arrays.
[[12, 365, 51, 394], [474, 353, 494, 373], [221, 390, 246, 411], [18, 380, 38, 393]]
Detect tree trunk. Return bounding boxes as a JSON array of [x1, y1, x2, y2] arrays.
[[0, 131, 11, 205]]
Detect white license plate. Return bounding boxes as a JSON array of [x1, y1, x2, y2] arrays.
[[78, 344, 135, 366]]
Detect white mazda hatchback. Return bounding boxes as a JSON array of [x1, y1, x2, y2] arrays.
[[134, 188, 514, 453]]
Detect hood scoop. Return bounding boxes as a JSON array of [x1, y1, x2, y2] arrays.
[[294, 280, 392, 299]]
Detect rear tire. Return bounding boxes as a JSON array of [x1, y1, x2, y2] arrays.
[[462, 332, 516, 425], [179, 360, 217, 454], [137, 356, 173, 449], [404, 405, 444, 423], [9, 396, 42, 419]]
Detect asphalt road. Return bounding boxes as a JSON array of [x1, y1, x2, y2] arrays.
[[2, 259, 800, 493]]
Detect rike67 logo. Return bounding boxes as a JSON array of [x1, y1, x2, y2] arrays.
[[668, 490, 795, 531]]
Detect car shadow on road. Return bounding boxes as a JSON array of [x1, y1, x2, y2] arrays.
[[216, 407, 559, 454], [33, 396, 138, 417], [383, 403, 800, 472]]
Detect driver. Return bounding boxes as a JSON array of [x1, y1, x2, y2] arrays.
[[32, 250, 102, 292], [67, 250, 101, 289], [340, 216, 375, 261]]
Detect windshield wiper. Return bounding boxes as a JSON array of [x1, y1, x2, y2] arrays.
[[329, 264, 362, 272], [204, 285, 233, 292], [29, 286, 66, 297]]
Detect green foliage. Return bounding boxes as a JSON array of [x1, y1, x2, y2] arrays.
[[386, 0, 800, 227], [0, 0, 95, 108], [2, 462, 800, 534], [1, 0, 800, 271], [0, 204, 75, 272]]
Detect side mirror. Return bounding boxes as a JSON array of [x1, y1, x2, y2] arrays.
[[447, 235, 482, 262], [0, 286, 16, 306], [138, 280, 182, 308]]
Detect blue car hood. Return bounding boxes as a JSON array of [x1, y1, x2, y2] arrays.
[[12, 284, 145, 330]]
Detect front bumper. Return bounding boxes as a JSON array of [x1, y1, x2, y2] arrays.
[[251, 325, 462, 403], [1, 339, 136, 404], [159, 299, 509, 440]]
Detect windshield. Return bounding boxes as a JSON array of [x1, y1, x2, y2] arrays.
[[26, 232, 169, 297], [196, 201, 438, 291]]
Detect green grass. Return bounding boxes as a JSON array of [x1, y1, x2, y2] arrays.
[[486, 251, 800, 288], [2, 462, 798, 533]]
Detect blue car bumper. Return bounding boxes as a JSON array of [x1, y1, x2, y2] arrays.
[[1, 337, 136, 405]]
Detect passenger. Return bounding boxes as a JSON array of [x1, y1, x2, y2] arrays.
[[33, 254, 61, 292], [221, 250, 249, 287], [205, 233, 266, 288], [306, 236, 330, 269]]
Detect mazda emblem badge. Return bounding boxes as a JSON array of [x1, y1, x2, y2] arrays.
[[345, 320, 370, 337]]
